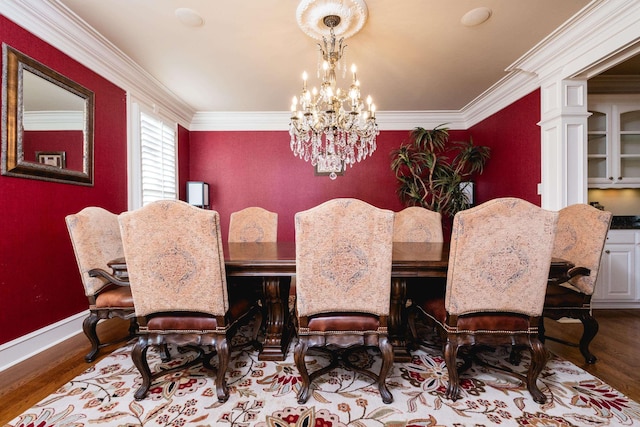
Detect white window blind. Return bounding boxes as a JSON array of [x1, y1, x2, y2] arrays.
[[140, 111, 177, 205]]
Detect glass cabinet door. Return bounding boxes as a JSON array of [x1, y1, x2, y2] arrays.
[[588, 110, 609, 181], [619, 109, 640, 181]]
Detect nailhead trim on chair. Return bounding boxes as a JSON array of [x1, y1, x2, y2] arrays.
[[298, 328, 387, 335]]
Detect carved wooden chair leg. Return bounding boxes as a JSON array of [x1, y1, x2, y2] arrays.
[[214, 339, 230, 403], [579, 313, 599, 364], [378, 338, 395, 404], [527, 339, 549, 404], [128, 318, 138, 336], [159, 344, 171, 362], [293, 340, 311, 404], [132, 339, 152, 401], [444, 338, 461, 401], [83, 313, 101, 363]]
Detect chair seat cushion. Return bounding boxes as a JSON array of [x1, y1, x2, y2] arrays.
[[418, 296, 532, 332], [544, 283, 590, 308], [144, 296, 257, 331], [147, 315, 219, 331], [307, 313, 380, 332], [95, 286, 134, 308]]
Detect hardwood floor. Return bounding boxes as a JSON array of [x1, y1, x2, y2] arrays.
[[542, 309, 640, 402], [1, 310, 639, 425]]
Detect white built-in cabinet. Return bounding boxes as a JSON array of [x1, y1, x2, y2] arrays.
[[592, 229, 640, 308], [588, 95, 640, 188]]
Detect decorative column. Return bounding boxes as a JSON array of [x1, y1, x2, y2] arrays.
[[538, 75, 590, 210]]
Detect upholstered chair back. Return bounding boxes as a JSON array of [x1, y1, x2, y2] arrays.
[[118, 200, 228, 318], [66, 207, 124, 296], [393, 206, 443, 242], [228, 207, 278, 242], [294, 198, 394, 317], [446, 197, 558, 317], [552, 204, 612, 295]]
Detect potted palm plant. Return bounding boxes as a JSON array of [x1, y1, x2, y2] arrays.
[[391, 125, 491, 220]]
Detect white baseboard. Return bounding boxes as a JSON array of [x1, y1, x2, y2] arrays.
[[0, 311, 87, 372]]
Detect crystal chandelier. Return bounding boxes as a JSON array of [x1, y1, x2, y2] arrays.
[[289, 14, 378, 179]]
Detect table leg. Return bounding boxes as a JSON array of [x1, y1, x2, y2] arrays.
[[259, 277, 293, 361], [390, 277, 412, 362]]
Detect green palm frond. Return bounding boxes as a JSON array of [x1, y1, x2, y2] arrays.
[[390, 125, 490, 219]]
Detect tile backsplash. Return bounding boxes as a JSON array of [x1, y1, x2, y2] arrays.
[[588, 188, 640, 214]]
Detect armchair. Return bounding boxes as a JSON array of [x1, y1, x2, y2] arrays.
[[411, 198, 559, 403], [543, 204, 612, 363], [294, 198, 395, 404], [65, 206, 135, 363], [118, 200, 262, 402]]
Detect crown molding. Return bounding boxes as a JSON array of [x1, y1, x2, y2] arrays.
[[462, 70, 540, 129], [190, 112, 291, 131]]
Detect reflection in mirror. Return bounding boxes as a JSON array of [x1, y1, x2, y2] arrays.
[[1, 43, 94, 185]]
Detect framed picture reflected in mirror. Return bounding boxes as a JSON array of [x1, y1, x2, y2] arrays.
[[36, 151, 66, 168]]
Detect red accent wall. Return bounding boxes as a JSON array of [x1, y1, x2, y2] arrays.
[[0, 16, 128, 345], [188, 129, 470, 241], [470, 90, 542, 205]]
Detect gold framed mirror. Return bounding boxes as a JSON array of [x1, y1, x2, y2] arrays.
[[1, 44, 94, 186]]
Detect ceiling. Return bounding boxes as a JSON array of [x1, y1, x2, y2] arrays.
[[54, 0, 595, 113]]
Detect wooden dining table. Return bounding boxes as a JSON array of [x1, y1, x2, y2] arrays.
[[107, 241, 578, 363]]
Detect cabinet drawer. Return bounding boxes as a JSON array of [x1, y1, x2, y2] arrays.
[[604, 229, 637, 244]]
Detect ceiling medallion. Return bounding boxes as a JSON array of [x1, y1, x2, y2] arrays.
[[296, 0, 368, 40]]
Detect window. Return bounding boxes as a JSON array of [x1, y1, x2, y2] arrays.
[[130, 103, 178, 208]]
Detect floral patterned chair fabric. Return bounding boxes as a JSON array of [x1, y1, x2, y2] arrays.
[[118, 200, 262, 402], [543, 204, 612, 363], [228, 207, 278, 242], [393, 206, 443, 242], [293, 198, 395, 404], [413, 197, 559, 404], [66, 206, 135, 362]]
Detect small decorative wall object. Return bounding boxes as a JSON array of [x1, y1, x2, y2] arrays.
[[36, 151, 66, 168], [460, 182, 474, 205], [186, 181, 210, 208]]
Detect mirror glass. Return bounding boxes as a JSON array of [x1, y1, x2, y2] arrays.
[[2, 43, 94, 185]]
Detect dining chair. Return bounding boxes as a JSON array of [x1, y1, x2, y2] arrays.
[[412, 197, 559, 404], [66, 206, 135, 363], [293, 198, 395, 404], [542, 203, 612, 363], [394, 206, 445, 349], [228, 206, 278, 242], [228, 206, 280, 328], [118, 200, 262, 402], [393, 206, 443, 242]]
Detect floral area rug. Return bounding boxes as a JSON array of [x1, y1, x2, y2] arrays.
[[8, 331, 640, 427]]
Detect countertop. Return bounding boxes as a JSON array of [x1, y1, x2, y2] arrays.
[[610, 216, 640, 229]]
